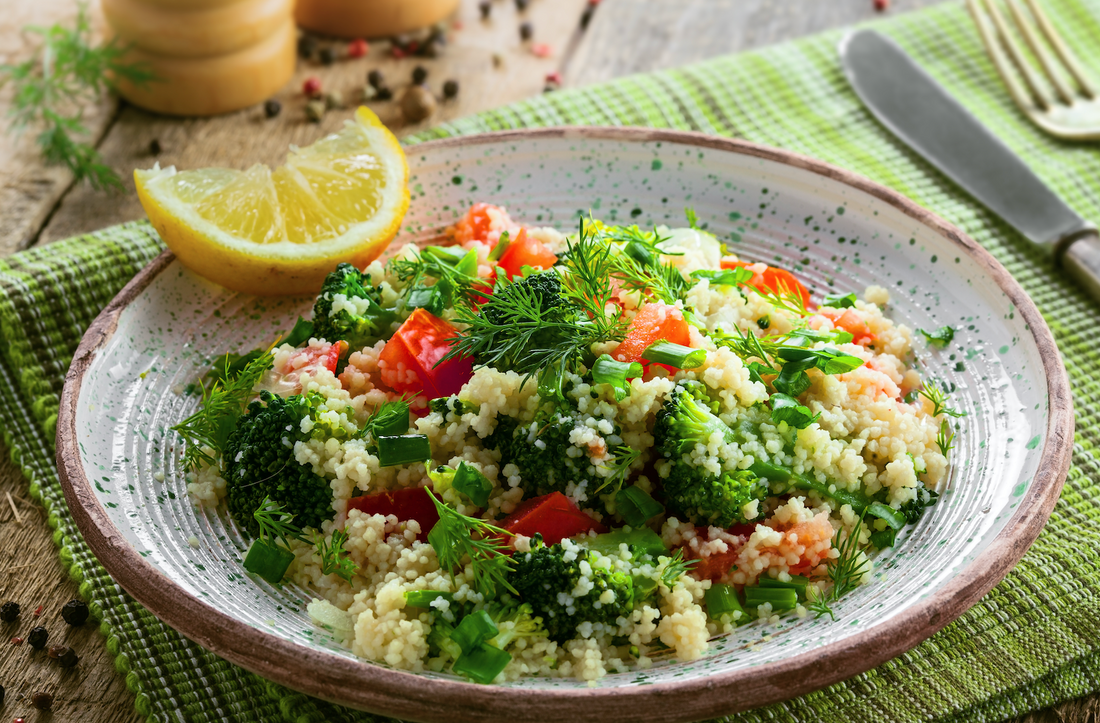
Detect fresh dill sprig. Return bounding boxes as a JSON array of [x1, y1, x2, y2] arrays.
[[425, 488, 517, 597], [593, 445, 642, 494], [936, 419, 956, 457], [559, 225, 625, 333], [315, 528, 357, 581], [386, 246, 490, 308], [806, 515, 870, 621], [253, 497, 305, 548], [755, 279, 812, 318], [1, 4, 155, 191], [919, 380, 965, 418], [659, 548, 698, 588], [172, 352, 273, 469]]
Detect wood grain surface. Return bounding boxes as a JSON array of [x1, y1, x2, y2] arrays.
[[1, 0, 1095, 721]]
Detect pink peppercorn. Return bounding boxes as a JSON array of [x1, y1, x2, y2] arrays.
[[303, 77, 322, 96], [545, 71, 562, 85], [874, 0, 889, 9], [348, 39, 368, 58], [531, 43, 553, 58]]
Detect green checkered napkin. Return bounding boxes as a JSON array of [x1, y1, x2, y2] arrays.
[[3, 0, 1100, 720]]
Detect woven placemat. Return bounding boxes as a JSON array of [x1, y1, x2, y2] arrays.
[[2, 0, 1099, 721]]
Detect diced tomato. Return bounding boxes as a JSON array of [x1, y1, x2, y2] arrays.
[[612, 302, 691, 365], [346, 487, 440, 541], [497, 492, 606, 545], [819, 307, 875, 346], [262, 340, 348, 396], [720, 258, 812, 309], [495, 228, 558, 279], [453, 202, 499, 244], [681, 525, 754, 581], [379, 309, 473, 398]]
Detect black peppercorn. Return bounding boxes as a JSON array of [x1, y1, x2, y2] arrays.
[[27, 625, 49, 650], [0, 683, 4, 706], [478, 1, 491, 19], [61, 599, 89, 626], [442, 79, 459, 99], [580, 4, 595, 29], [411, 65, 428, 85], [375, 87, 393, 101], [319, 47, 336, 66], [48, 645, 79, 668], [367, 69, 384, 89], [515, 0, 530, 11], [0, 601, 19, 622], [263, 99, 281, 118], [32, 691, 53, 711], [519, 21, 534, 41], [149, 138, 162, 156], [297, 35, 317, 60]]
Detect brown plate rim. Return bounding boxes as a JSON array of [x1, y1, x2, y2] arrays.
[[56, 126, 1074, 723]]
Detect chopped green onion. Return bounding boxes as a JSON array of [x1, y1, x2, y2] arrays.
[[278, 316, 315, 348], [453, 461, 492, 508], [377, 434, 431, 467], [616, 486, 665, 528], [369, 401, 411, 438], [690, 267, 754, 286], [641, 341, 706, 369], [452, 642, 512, 684], [589, 527, 668, 558], [623, 239, 654, 266], [867, 501, 907, 530], [404, 590, 455, 608], [242, 538, 295, 584], [822, 291, 857, 309], [422, 245, 468, 264], [744, 586, 798, 611], [705, 583, 747, 622], [488, 230, 511, 262], [758, 575, 809, 601], [592, 354, 643, 401], [770, 392, 820, 430], [918, 326, 955, 348], [870, 528, 897, 549], [406, 284, 444, 316], [451, 610, 499, 655], [455, 248, 480, 278]]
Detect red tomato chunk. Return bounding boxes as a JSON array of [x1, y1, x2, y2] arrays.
[[496, 492, 606, 545], [379, 309, 473, 398], [495, 227, 558, 279], [613, 302, 691, 366], [346, 487, 439, 541]]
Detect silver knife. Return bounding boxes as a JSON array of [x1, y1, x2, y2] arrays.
[[839, 29, 1100, 302]]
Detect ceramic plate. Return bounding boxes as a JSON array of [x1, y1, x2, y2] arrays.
[[57, 128, 1072, 723]]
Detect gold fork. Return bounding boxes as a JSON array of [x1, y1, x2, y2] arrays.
[[967, 0, 1100, 140]]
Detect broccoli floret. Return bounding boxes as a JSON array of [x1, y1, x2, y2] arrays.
[[484, 412, 610, 509], [485, 601, 545, 649], [899, 487, 940, 524], [311, 263, 396, 349], [223, 391, 336, 538], [653, 384, 768, 527], [510, 537, 634, 643], [428, 395, 481, 418], [476, 272, 578, 372]]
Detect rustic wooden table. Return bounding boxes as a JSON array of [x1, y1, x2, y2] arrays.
[[0, 0, 1092, 720]]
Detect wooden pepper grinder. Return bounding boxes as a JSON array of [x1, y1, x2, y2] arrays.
[[101, 0, 296, 116], [295, 0, 459, 39]]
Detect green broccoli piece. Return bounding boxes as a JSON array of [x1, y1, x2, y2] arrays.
[[485, 601, 545, 650], [428, 396, 482, 418], [223, 391, 337, 538], [475, 271, 579, 372], [652, 385, 768, 527], [899, 487, 940, 525], [311, 263, 397, 350], [510, 536, 634, 643]]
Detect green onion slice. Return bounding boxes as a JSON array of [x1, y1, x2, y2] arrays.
[[242, 538, 295, 585], [592, 354, 643, 401], [404, 590, 455, 608], [641, 341, 706, 369], [452, 642, 512, 684], [616, 486, 665, 528], [377, 434, 431, 467], [705, 583, 747, 622], [451, 610, 499, 655], [453, 461, 492, 508], [758, 575, 809, 601], [867, 501, 907, 530], [744, 586, 798, 611], [488, 230, 511, 262], [589, 527, 668, 558]]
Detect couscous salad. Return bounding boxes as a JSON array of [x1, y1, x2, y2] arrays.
[[174, 202, 957, 685]]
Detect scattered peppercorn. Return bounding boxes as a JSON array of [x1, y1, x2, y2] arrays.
[[400, 85, 437, 123], [391, 45, 406, 59], [367, 69, 384, 89], [263, 99, 282, 119], [33, 604, 43, 617], [10, 636, 23, 645], [873, 0, 889, 8], [442, 79, 459, 99], [515, 0, 530, 10], [297, 35, 317, 60], [61, 599, 89, 627], [48, 645, 79, 668], [545, 71, 562, 85], [305, 99, 326, 123], [580, 4, 595, 29], [492, 52, 504, 68], [376, 87, 394, 101], [361, 84, 378, 101], [543, 84, 556, 93], [519, 21, 534, 41], [531, 42, 552, 57], [319, 47, 336, 65], [323, 91, 343, 110], [303, 76, 322, 96], [421, 40, 442, 59], [478, 1, 491, 19], [148, 138, 162, 155], [1, 601, 19, 622], [31, 692, 53, 711], [348, 38, 369, 58], [0, 684, 4, 706], [27, 626, 48, 650]]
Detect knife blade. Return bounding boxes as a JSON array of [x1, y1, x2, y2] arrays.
[[839, 28, 1100, 302]]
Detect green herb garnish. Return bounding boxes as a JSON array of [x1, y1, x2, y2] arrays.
[[917, 326, 955, 348], [315, 528, 357, 581], [425, 488, 516, 597], [806, 515, 870, 621]]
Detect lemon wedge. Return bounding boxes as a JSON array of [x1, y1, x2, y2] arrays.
[[135, 106, 410, 296]]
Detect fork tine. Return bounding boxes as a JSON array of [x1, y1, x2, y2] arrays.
[[979, 0, 1055, 109], [1024, 0, 1098, 98], [1005, 0, 1075, 103], [968, 0, 1045, 111]]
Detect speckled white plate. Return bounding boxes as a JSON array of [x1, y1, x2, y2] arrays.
[[57, 128, 1072, 723]]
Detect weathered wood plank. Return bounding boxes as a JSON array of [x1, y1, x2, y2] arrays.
[[36, 0, 590, 243], [565, 0, 945, 86]]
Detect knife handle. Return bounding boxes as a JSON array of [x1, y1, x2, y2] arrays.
[[1062, 231, 1100, 304]]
